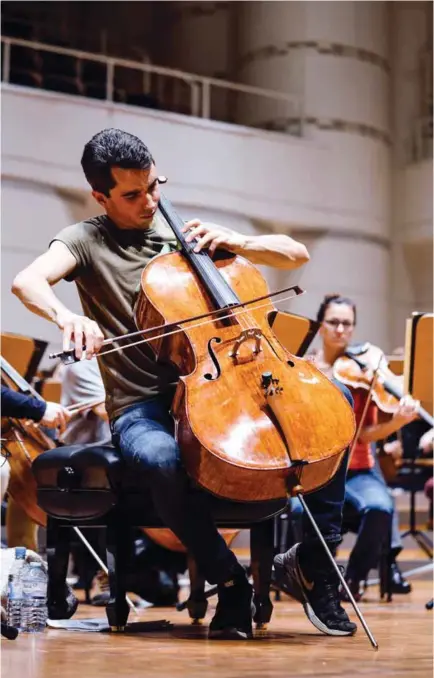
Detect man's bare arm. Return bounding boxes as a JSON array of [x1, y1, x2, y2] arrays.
[[12, 242, 77, 324], [181, 220, 310, 270], [233, 233, 310, 269], [12, 242, 104, 359]]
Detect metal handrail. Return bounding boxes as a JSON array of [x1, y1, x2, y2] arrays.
[[0, 35, 302, 128]]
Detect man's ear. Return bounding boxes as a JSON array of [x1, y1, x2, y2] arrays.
[[92, 190, 107, 207]]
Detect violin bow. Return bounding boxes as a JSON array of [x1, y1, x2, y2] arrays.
[[49, 284, 304, 364]]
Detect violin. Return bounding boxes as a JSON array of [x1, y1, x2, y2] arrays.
[[333, 343, 434, 427], [1, 356, 55, 527], [133, 195, 356, 501]]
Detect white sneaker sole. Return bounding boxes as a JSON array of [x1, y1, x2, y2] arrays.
[[274, 554, 356, 637]]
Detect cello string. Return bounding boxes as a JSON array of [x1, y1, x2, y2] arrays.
[[198, 251, 257, 333], [96, 292, 296, 359], [198, 252, 252, 332]]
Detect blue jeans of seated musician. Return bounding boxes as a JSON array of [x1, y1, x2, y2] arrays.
[[291, 463, 394, 579], [293, 379, 353, 577], [110, 397, 241, 585], [111, 381, 353, 583]]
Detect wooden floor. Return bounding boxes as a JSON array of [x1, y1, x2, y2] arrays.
[[2, 581, 433, 678]]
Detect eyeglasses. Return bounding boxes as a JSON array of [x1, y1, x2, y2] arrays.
[[323, 320, 354, 330]]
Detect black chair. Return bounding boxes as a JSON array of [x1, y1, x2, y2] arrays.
[[32, 443, 286, 630]]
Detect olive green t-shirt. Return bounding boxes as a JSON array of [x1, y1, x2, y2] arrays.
[[51, 213, 179, 420]]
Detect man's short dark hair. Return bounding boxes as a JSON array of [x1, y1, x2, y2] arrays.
[[81, 128, 154, 196]]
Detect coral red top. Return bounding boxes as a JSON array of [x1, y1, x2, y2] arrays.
[[349, 389, 377, 470]]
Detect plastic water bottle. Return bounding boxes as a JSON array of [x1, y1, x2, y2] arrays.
[[20, 562, 48, 633], [6, 546, 27, 629]]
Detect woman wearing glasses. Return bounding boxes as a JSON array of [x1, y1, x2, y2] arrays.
[[292, 294, 419, 600]]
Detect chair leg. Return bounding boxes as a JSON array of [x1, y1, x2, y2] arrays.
[[105, 519, 132, 630], [176, 555, 208, 623], [379, 522, 393, 602], [46, 517, 78, 619], [185, 555, 208, 623], [250, 519, 274, 629]]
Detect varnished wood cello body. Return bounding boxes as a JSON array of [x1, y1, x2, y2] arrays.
[[1, 356, 53, 527], [135, 196, 356, 502]]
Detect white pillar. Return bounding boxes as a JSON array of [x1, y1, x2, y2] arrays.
[[234, 1, 393, 349], [165, 2, 233, 77], [162, 2, 234, 120], [390, 1, 433, 347]]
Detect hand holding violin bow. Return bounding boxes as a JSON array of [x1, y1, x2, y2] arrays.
[[56, 310, 105, 361], [40, 401, 72, 433]]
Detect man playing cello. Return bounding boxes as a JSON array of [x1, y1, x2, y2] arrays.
[[12, 128, 356, 639]]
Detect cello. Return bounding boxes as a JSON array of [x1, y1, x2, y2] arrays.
[[1, 356, 54, 527], [52, 196, 355, 500], [133, 195, 356, 501]]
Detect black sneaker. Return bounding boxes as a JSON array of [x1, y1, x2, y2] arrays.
[[340, 575, 364, 602], [390, 562, 412, 595], [208, 576, 254, 640], [274, 544, 357, 636]]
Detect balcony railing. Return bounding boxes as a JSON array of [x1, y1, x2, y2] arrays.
[[1, 36, 304, 136]]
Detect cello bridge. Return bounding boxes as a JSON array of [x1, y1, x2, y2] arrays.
[[229, 329, 262, 360]]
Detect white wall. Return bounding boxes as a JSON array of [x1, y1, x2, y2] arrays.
[[391, 159, 433, 345], [390, 0, 433, 347], [1, 178, 87, 359], [2, 85, 382, 232], [0, 81, 430, 359]]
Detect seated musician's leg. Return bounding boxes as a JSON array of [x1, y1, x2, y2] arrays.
[[344, 469, 393, 598], [370, 462, 411, 594], [6, 495, 38, 551], [111, 396, 253, 640], [274, 380, 357, 636]]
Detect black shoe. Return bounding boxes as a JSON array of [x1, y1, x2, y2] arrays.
[[91, 591, 110, 607], [274, 544, 357, 636], [48, 584, 79, 620], [390, 562, 412, 595], [208, 576, 254, 640], [339, 576, 364, 602]]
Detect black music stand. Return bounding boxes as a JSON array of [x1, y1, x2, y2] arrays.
[[400, 450, 433, 558], [400, 313, 433, 600]]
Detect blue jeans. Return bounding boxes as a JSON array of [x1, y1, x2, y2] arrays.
[[291, 464, 394, 579], [344, 468, 393, 578], [111, 380, 352, 582], [294, 380, 352, 576], [371, 457, 402, 556], [111, 397, 240, 585]]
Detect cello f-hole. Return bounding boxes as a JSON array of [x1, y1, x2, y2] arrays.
[[203, 337, 222, 381]]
